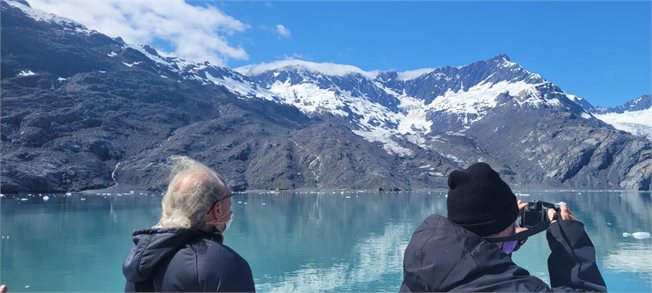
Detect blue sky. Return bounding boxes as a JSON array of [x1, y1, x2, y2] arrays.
[[31, 0, 651, 108], [215, 1, 651, 108]]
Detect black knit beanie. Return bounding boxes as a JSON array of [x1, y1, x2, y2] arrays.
[[446, 162, 518, 237]]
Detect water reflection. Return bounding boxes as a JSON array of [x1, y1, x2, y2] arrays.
[[255, 222, 414, 292], [1, 191, 651, 292], [604, 242, 652, 284]]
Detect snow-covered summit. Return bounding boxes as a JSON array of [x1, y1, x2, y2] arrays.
[[236, 59, 379, 79], [602, 95, 652, 114], [2, 0, 94, 34]]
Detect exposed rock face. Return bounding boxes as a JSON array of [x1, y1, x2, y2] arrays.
[[1, 0, 650, 193]]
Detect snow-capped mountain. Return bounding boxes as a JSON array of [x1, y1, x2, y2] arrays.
[[234, 55, 596, 156], [596, 95, 652, 114], [2, 0, 651, 192], [593, 95, 652, 141]]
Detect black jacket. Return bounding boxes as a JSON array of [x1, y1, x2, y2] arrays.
[[123, 228, 255, 292], [400, 215, 606, 292]]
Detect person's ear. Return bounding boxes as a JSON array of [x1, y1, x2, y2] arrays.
[[207, 201, 221, 220], [214, 201, 228, 217]]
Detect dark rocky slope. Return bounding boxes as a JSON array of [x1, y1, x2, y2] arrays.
[[1, 0, 650, 192]]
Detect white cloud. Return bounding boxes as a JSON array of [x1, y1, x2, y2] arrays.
[[235, 59, 378, 78], [28, 0, 249, 65], [396, 68, 435, 80], [274, 24, 291, 38]]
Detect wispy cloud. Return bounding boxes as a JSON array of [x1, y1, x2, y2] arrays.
[[28, 0, 249, 65], [274, 24, 291, 39]]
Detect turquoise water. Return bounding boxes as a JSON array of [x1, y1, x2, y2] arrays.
[[1, 191, 651, 292]]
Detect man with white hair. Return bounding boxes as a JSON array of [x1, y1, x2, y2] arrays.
[[123, 156, 255, 292]]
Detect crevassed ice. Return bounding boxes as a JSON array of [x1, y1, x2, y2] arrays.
[[594, 108, 652, 141], [352, 128, 413, 157]]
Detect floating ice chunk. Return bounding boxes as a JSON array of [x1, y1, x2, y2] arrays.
[[20, 198, 28, 201], [80, 198, 86, 201], [0, 194, 4, 198], [238, 201, 242, 204], [65, 192, 72, 196], [42, 195, 50, 201], [345, 195, 351, 199], [623, 232, 651, 239], [261, 203, 266, 206]]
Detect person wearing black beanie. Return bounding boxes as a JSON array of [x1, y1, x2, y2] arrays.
[[400, 162, 606, 292], [446, 162, 519, 237]]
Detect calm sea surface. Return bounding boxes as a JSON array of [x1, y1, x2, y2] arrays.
[[1, 191, 651, 292]]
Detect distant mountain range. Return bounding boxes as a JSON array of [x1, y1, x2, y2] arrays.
[[1, 0, 651, 193]]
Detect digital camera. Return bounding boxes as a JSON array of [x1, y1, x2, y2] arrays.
[[520, 201, 561, 228]]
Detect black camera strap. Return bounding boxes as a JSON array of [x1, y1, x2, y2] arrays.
[[483, 220, 550, 243]]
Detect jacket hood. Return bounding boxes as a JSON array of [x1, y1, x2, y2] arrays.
[[402, 215, 535, 292], [122, 227, 222, 283]]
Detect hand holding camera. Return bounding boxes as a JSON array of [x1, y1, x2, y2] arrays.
[[547, 202, 577, 223], [517, 200, 577, 229]]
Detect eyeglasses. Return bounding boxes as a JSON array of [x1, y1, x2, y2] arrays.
[[206, 192, 233, 214], [220, 192, 234, 202]]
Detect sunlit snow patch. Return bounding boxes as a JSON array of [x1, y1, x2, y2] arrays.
[[18, 70, 36, 77]]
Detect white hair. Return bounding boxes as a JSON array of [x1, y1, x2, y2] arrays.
[[158, 156, 230, 229]]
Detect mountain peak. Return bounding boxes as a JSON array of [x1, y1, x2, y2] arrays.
[[617, 94, 652, 112], [3, 0, 91, 33], [484, 54, 519, 69], [493, 53, 512, 62]]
